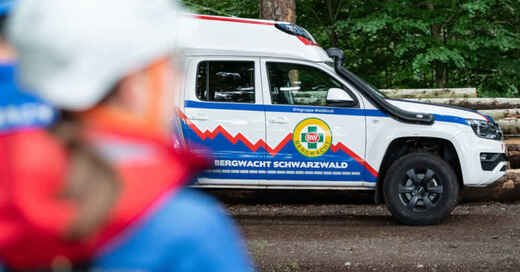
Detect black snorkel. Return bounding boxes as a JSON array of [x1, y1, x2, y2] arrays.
[[327, 48, 434, 125]]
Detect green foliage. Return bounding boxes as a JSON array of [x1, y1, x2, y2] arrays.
[[181, 0, 519, 97], [182, 0, 258, 18]]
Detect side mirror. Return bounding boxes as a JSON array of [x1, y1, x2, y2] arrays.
[[326, 88, 355, 107]]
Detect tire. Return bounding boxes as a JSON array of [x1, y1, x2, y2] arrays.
[[383, 152, 459, 225]]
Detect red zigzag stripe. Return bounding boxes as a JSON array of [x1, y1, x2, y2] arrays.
[[178, 111, 378, 177]]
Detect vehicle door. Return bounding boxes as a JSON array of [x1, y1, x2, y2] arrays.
[[261, 59, 375, 186], [181, 57, 266, 185]]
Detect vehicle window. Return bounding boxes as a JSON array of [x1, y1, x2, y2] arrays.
[[267, 62, 344, 106], [196, 61, 255, 103]]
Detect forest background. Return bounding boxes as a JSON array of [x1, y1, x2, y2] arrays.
[[182, 0, 519, 98]]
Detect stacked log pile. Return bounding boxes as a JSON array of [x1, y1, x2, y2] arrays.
[[462, 170, 520, 203], [380, 88, 477, 99], [411, 97, 520, 110], [381, 88, 520, 201]]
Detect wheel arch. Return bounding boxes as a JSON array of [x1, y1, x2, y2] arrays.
[[374, 137, 463, 204]]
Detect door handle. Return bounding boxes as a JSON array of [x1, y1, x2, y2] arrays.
[[188, 114, 209, 121], [270, 117, 289, 124]]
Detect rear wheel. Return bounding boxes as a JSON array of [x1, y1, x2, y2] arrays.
[[383, 153, 459, 225]]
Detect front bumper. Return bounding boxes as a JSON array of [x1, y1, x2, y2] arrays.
[[454, 131, 507, 187]]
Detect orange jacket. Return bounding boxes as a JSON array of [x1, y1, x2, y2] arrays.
[[0, 124, 209, 269]]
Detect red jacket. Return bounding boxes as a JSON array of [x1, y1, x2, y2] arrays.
[[0, 125, 209, 269]]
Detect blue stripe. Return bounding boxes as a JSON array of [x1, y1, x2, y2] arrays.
[[185, 100, 385, 117], [185, 100, 467, 125], [263, 104, 386, 117], [432, 114, 468, 125]]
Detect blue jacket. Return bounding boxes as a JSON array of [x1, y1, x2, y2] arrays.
[[93, 189, 253, 272], [0, 63, 55, 132], [0, 190, 253, 272]]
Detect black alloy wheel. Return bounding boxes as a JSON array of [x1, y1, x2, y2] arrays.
[[383, 153, 459, 225], [398, 168, 443, 212]]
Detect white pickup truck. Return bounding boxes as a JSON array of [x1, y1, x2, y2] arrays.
[[176, 15, 507, 225]]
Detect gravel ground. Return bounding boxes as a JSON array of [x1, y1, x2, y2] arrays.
[[208, 190, 520, 272]]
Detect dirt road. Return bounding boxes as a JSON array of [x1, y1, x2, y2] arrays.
[[210, 190, 520, 272]]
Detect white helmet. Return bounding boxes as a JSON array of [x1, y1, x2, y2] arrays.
[[7, 0, 187, 110]]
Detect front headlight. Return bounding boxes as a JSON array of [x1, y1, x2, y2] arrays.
[[466, 119, 503, 140]]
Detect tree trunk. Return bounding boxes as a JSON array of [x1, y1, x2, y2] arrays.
[[427, 2, 446, 88], [260, 0, 296, 23], [329, 28, 338, 47], [260, 0, 297, 93], [326, 0, 338, 47]]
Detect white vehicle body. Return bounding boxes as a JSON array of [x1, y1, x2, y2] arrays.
[[176, 15, 507, 193]]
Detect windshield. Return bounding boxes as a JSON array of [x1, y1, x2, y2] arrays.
[[357, 76, 388, 98], [324, 61, 334, 69], [322, 62, 388, 98]]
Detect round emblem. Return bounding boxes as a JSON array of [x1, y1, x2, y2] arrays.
[[293, 118, 332, 158]]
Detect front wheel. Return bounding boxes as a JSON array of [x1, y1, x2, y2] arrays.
[[383, 153, 459, 225]]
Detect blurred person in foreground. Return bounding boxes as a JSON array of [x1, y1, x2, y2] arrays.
[[0, 0, 55, 133], [0, 0, 253, 271], [1, 1, 57, 270]]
